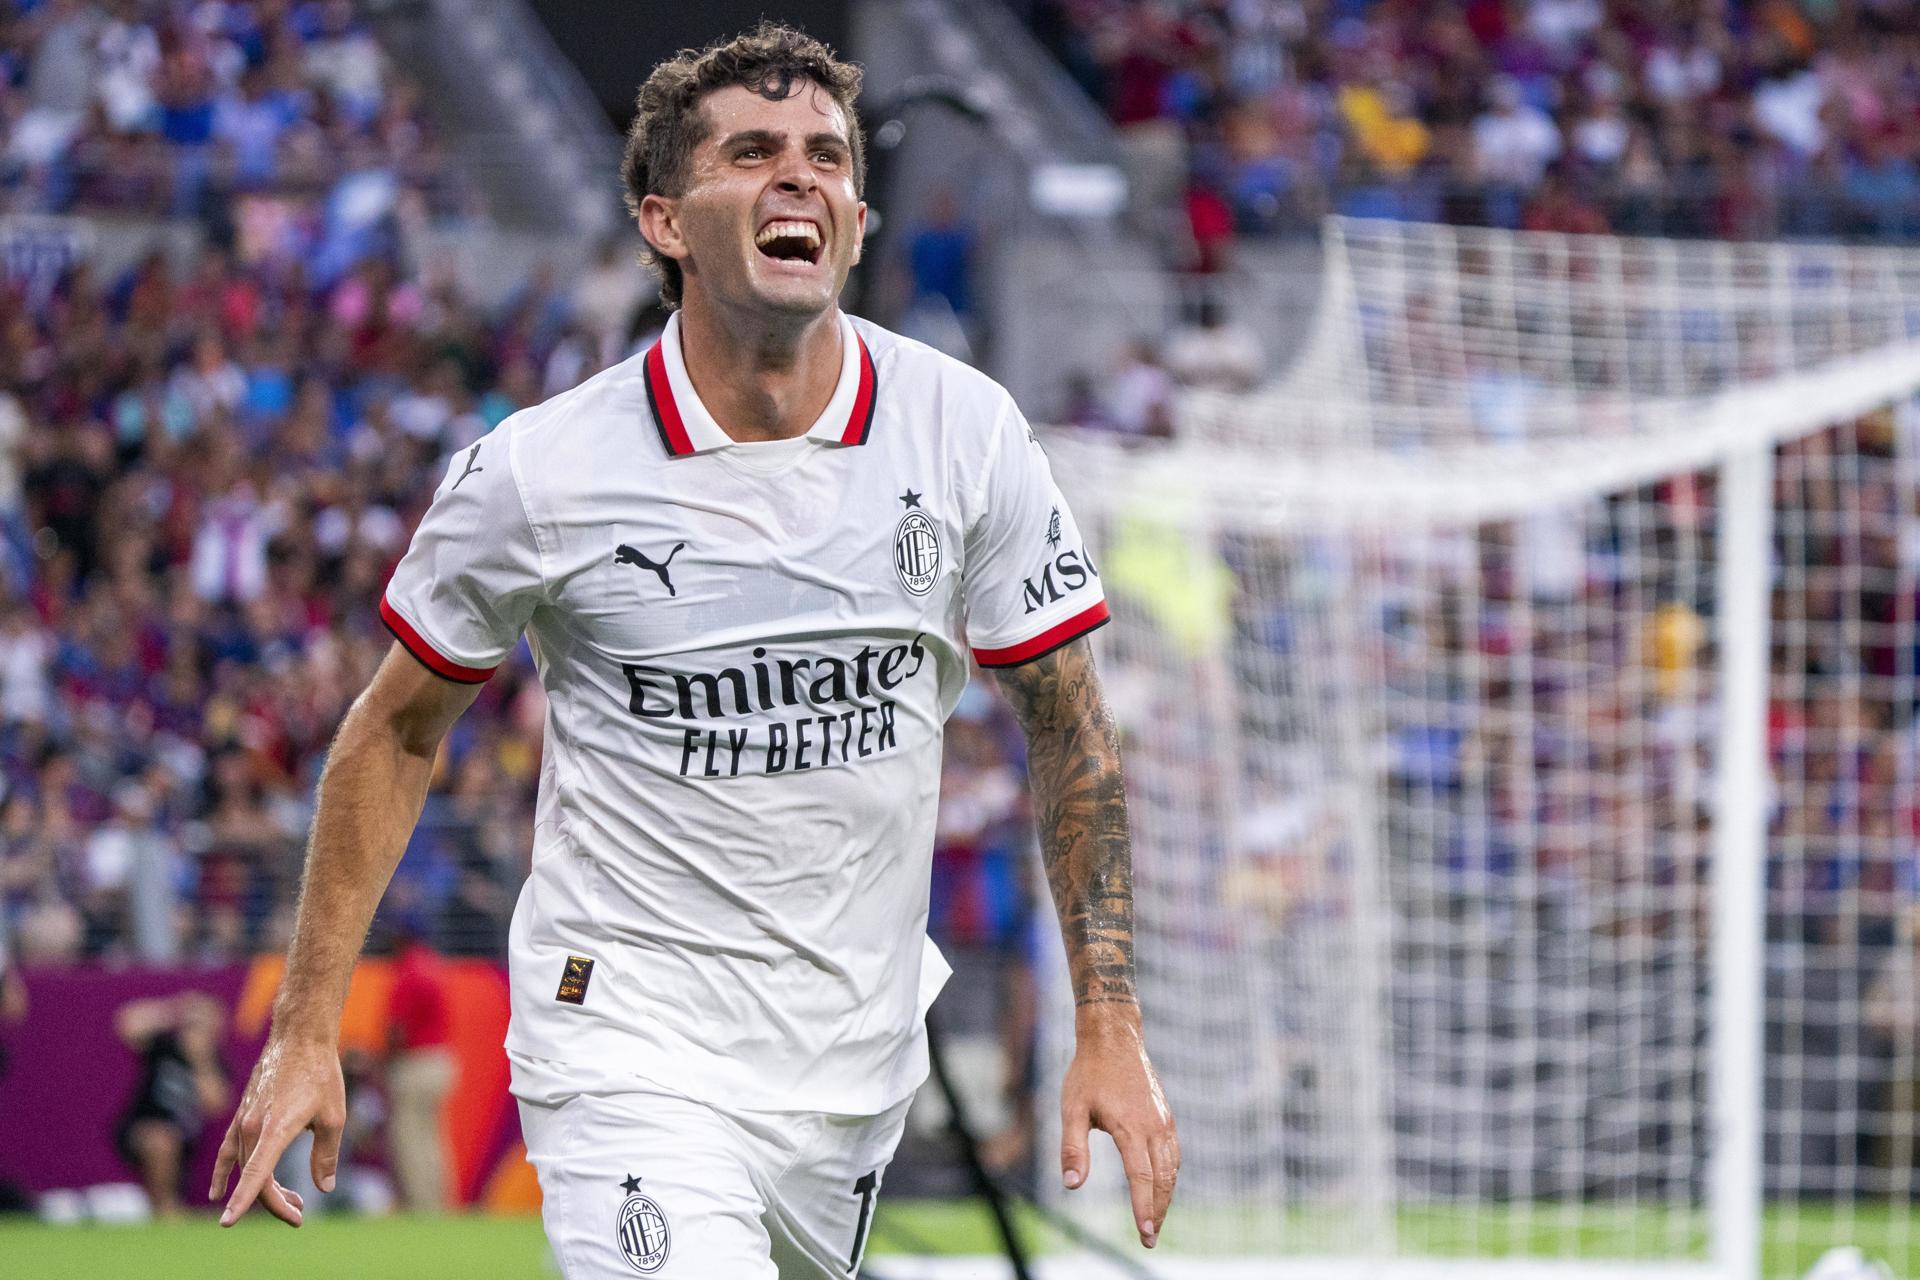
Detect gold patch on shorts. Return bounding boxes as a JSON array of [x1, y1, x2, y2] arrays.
[[556, 955, 595, 1005]]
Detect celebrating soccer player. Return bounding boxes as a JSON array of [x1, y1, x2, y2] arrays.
[[209, 22, 1177, 1274]]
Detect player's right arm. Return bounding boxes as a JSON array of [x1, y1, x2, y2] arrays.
[[209, 645, 482, 1227]]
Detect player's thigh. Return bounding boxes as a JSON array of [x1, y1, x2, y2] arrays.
[[519, 1091, 777, 1279], [765, 1097, 912, 1280]]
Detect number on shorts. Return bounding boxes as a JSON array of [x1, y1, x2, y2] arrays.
[[848, 1169, 878, 1273]]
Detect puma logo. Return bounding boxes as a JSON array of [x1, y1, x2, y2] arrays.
[[614, 542, 686, 596], [452, 443, 484, 490]]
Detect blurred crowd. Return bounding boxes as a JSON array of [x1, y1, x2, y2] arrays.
[[1022, 0, 1920, 248], [0, 0, 470, 244]]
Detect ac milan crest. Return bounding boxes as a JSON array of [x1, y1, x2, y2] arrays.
[[894, 510, 941, 596], [615, 1174, 670, 1274]]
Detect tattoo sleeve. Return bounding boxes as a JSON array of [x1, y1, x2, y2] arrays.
[[992, 636, 1136, 1010]]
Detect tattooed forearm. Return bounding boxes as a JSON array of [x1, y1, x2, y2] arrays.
[[993, 637, 1136, 1011]]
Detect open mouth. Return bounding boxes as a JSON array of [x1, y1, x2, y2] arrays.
[[755, 219, 823, 266]]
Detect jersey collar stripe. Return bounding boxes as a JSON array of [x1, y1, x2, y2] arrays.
[[971, 600, 1112, 668], [838, 335, 878, 445], [379, 595, 496, 684], [646, 313, 878, 455], [643, 342, 696, 457]]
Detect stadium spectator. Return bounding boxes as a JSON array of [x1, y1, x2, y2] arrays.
[[1520, 168, 1609, 235], [1865, 906, 1920, 1173], [1054, 370, 1117, 433], [1471, 76, 1562, 226], [383, 922, 455, 1213], [905, 189, 976, 322], [1101, 338, 1176, 440], [0, 903, 25, 1213], [568, 237, 652, 368], [112, 992, 230, 1219], [1163, 297, 1262, 392], [0, 383, 29, 591], [1181, 175, 1236, 273], [0, 907, 22, 1028], [301, 0, 385, 127], [81, 779, 177, 961]]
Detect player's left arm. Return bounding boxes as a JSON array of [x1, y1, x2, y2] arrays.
[[993, 636, 1178, 1249]]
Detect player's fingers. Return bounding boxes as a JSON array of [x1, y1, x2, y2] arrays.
[[221, 1126, 299, 1227], [1149, 1128, 1181, 1232], [258, 1173, 303, 1228], [220, 1155, 272, 1227], [208, 1119, 242, 1201], [1060, 1096, 1091, 1191], [311, 1112, 343, 1194], [1117, 1129, 1158, 1247]]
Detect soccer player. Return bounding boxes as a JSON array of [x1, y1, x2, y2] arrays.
[[209, 23, 1177, 1275]]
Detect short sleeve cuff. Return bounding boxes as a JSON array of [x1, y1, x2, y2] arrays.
[[971, 600, 1111, 668], [379, 595, 498, 685]]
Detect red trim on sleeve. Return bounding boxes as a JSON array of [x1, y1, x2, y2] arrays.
[[971, 600, 1111, 668], [379, 595, 497, 684], [643, 342, 696, 457], [839, 335, 878, 445]]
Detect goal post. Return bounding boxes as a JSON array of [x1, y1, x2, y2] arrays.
[[1028, 218, 1920, 1279], [1711, 440, 1771, 1280]]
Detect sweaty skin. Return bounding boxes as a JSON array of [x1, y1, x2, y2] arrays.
[[638, 82, 867, 443]]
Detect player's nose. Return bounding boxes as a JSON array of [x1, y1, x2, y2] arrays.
[[771, 151, 817, 196]]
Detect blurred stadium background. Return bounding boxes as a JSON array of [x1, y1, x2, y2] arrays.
[[5, 0, 1920, 1277]]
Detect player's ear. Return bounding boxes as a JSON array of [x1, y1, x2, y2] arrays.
[[638, 193, 690, 268], [850, 201, 867, 266]]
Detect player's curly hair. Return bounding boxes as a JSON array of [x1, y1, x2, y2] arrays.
[[622, 22, 867, 309]]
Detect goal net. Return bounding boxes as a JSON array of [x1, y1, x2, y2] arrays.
[[1032, 218, 1920, 1279]]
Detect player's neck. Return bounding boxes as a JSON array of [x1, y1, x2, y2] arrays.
[[675, 297, 843, 444]]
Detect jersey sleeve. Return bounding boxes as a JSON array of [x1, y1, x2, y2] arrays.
[[962, 399, 1109, 667], [379, 435, 546, 683]]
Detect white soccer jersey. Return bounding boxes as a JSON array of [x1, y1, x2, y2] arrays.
[[380, 311, 1108, 1114]]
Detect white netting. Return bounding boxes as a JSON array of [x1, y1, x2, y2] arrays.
[[1031, 219, 1920, 1279]]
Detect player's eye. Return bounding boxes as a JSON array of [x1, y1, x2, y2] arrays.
[[811, 150, 839, 165], [737, 147, 764, 160]]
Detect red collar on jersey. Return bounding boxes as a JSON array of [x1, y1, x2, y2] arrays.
[[643, 330, 878, 457]]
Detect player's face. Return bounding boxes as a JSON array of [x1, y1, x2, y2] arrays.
[[660, 82, 866, 319]]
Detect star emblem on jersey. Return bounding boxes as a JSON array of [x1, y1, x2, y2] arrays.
[[452, 442, 483, 490], [894, 502, 941, 596], [615, 542, 686, 597], [615, 1175, 670, 1274], [1046, 507, 1062, 548]]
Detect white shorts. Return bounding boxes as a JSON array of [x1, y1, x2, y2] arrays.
[[519, 1085, 913, 1279]]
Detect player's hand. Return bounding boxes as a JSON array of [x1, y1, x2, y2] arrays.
[[1059, 1008, 1179, 1248], [209, 1035, 346, 1228]]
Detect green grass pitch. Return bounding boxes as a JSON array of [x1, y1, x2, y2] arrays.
[[0, 1201, 1914, 1278]]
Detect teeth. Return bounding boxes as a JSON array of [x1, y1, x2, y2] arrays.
[[755, 220, 821, 249]]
